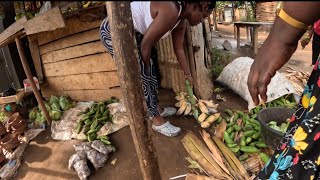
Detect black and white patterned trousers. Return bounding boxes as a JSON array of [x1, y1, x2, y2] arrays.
[[99, 18, 160, 118]]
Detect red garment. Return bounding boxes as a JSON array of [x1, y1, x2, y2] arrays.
[[314, 19, 320, 36]]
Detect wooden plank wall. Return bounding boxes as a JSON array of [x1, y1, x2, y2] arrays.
[[34, 15, 122, 102], [156, 34, 188, 93]]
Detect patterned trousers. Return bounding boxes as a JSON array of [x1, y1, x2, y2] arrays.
[[99, 18, 160, 118]]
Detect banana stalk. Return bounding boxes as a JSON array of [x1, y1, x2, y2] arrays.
[[212, 136, 250, 180]]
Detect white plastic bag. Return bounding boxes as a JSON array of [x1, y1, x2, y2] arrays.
[[216, 57, 297, 110]]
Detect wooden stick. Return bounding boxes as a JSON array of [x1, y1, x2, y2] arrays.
[[106, 2, 161, 180], [15, 36, 52, 125]]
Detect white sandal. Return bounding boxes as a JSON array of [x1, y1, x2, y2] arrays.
[[160, 107, 177, 117], [152, 121, 181, 137]]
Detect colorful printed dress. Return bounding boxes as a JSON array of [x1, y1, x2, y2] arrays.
[[256, 60, 320, 179]]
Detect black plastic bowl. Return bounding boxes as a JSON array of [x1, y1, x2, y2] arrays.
[[257, 107, 295, 150]]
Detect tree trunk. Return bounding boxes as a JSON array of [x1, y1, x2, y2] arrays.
[[245, 1, 249, 21], [231, 2, 235, 22], [250, 1, 256, 19], [106, 2, 161, 180], [213, 8, 218, 31]]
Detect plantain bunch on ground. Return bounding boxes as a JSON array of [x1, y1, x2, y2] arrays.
[[74, 97, 119, 144], [175, 80, 221, 129]]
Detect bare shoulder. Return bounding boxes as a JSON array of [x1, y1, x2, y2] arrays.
[[150, 2, 179, 19]]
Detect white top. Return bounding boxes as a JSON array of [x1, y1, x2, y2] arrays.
[[130, 1, 182, 39]]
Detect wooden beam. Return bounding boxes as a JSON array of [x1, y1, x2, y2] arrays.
[[15, 36, 52, 125], [106, 2, 161, 180], [28, 37, 43, 83], [237, 26, 240, 50], [253, 26, 259, 56], [0, 16, 27, 45], [24, 7, 65, 35], [191, 23, 213, 100]]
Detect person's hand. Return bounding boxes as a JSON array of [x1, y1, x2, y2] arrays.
[[247, 38, 296, 106], [185, 74, 194, 87]]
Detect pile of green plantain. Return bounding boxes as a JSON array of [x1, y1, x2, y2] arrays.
[[217, 94, 297, 163], [75, 97, 119, 144]]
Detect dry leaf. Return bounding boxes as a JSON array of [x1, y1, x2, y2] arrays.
[[215, 119, 227, 141], [111, 158, 117, 165]]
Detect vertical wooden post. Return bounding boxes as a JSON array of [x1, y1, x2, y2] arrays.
[[15, 36, 52, 125], [245, 1, 250, 42], [253, 26, 259, 56], [237, 26, 240, 50], [106, 2, 161, 180]]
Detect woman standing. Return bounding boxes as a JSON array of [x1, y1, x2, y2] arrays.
[[100, 2, 215, 137], [247, 2, 320, 179]]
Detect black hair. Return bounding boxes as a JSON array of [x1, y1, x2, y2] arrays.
[[174, 1, 216, 11]]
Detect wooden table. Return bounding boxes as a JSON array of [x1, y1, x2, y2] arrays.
[[234, 22, 273, 56]]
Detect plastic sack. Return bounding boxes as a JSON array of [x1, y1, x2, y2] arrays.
[[107, 101, 126, 115], [38, 1, 52, 15], [73, 160, 90, 180], [96, 113, 129, 138], [216, 57, 297, 110], [91, 140, 116, 155], [51, 102, 94, 140], [86, 149, 108, 170]]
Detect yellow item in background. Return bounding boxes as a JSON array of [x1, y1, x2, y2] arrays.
[[277, 9, 308, 30]]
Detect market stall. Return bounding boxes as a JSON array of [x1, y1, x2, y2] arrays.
[[0, 1, 304, 180]]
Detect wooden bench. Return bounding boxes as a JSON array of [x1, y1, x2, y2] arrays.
[[234, 22, 273, 56]]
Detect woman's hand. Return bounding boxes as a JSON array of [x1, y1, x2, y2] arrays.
[[185, 74, 194, 87], [247, 23, 299, 106]]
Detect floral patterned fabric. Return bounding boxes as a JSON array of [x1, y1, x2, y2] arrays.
[[256, 60, 320, 180]]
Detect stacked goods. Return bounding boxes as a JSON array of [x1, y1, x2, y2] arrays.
[[75, 97, 119, 144], [182, 130, 251, 179], [175, 80, 220, 128], [69, 140, 116, 180], [28, 95, 76, 126]]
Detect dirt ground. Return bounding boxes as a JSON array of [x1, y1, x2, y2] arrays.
[[14, 24, 313, 180]]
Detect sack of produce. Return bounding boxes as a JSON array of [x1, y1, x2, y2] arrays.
[[216, 57, 297, 110], [73, 142, 92, 152], [73, 160, 91, 180], [91, 140, 116, 155], [86, 149, 108, 170]]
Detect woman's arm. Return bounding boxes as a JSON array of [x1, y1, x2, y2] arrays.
[[172, 20, 193, 84], [140, 3, 179, 72], [248, 2, 320, 105]]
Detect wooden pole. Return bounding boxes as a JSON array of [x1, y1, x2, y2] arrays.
[[245, 1, 250, 42], [106, 2, 161, 180], [15, 36, 52, 125], [213, 8, 218, 31]]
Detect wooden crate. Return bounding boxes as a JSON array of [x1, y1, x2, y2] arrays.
[[31, 12, 123, 102], [0, 89, 25, 105]]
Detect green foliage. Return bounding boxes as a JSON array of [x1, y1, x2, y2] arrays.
[[210, 47, 232, 79]]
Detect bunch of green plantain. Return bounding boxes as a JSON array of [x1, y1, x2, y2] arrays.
[[249, 94, 297, 114], [74, 97, 119, 144], [220, 109, 267, 159]]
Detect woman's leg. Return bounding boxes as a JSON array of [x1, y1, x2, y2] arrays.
[[100, 18, 180, 136]]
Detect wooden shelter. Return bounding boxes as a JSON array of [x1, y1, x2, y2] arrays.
[[255, 1, 278, 22]]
